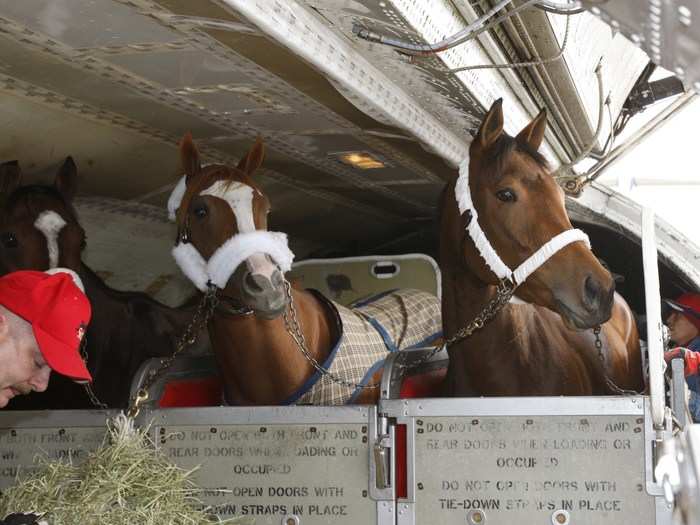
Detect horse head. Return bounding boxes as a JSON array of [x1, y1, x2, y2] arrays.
[[170, 134, 293, 320], [453, 99, 614, 329], [0, 157, 85, 275]]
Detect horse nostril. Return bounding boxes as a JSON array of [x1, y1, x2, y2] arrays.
[[243, 272, 265, 294], [583, 275, 601, 310]]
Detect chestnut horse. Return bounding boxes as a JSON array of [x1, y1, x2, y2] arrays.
[[440, 100, 644, 396], [0, 158, 204, 409], [169, 134, 441, 405]]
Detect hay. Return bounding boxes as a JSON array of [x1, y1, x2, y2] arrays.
[[0, 415, 252, 525]]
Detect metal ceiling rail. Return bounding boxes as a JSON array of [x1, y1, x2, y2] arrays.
[[586, 91, 697, 183], [218, 0, 469, 167], [352, 0, 537, 56]]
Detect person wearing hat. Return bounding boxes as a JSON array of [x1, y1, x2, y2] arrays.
[[0, 270, 91, 408], [663, 292, 700, 422]]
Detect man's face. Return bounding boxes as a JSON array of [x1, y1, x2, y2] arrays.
[[0, 329, 51, 408], [667, 311, 700, 347]]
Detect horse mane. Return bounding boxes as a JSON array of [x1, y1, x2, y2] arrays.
[[481, 134, 549, 179], [5, 184, 79, 221]]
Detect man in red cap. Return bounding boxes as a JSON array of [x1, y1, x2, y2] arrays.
[[0, 270, 91, 408], [663, 292, 700, 422]]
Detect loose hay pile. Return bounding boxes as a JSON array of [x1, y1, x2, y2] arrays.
[[0, 415, 252, 525]]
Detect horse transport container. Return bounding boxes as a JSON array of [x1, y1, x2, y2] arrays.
[[1, 0, 700, 524]]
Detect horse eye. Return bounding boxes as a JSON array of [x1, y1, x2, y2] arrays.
[[80, 238, 87, 250], [0, 232, 17, 248], [193, 205, 208, 219], [496, 189, 517, 202]]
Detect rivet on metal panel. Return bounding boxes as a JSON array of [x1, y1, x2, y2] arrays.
[[416, 419, 423, 426], [468, 509, 486, 524], [679, 5, 692, 26], [551, 509, 570, 525], [282, 515, 300, 525], [417, 482, 424, 490]]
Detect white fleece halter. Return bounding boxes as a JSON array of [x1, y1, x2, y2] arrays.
[[168, 175, 294, 291], [456, 154, 590, 290]]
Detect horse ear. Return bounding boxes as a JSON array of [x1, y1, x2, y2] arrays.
[[55, 156, 78, 203], [515, 108, 547, 151], [236, 137, 265, 176], [476, 98, 504, 149], [180, 132, 201, 180], [0, 160, 22, 200]]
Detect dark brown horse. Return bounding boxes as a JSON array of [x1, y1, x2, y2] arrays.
[[0, 158, 203, 409], [170, 134, 441, 405], [440, 100, 643, 396]]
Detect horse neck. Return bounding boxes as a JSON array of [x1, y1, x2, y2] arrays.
[[439, 181, 535, 394], [209, 287, 335, 406], [77, 262, 200, 407]]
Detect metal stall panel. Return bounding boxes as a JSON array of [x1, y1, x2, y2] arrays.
[[0, 410, 116, 492], [382, 397, 670, 525], [288, 254, 441, 307], [145, 405, 393, 525]]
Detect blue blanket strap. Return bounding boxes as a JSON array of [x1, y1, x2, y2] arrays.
[[279, 289, 344, 405]]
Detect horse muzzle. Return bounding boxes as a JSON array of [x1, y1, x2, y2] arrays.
[[240, 267, 288, 320], [554, 275, 615, 330]]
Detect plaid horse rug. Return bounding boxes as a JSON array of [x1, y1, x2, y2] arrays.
[[287, 288, 442, 405]]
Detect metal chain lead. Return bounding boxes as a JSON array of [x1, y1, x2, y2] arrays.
[[398, 278, 516, 371], [283, 280, 380, 390], [78, 334, 108, 410], [594, 325, 643, 396], [126, 284, 220, 418], [283, 278, 515, 390]]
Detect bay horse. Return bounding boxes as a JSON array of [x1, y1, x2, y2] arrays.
[[0, 158, 204, 409], [168, 134, 442, 405], [440, 99, 644, 396]]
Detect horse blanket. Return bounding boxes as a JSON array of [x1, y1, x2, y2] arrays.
[[285, 288, 442, 405]]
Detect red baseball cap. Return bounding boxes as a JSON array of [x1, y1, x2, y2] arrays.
[[665, 292, 700, 332], [0, 270, 92, 382]]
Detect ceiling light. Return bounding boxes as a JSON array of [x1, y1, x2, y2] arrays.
[[331, 151, 389, 170]]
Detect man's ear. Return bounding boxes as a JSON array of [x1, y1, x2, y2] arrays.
[[0, 314, 10, 341]]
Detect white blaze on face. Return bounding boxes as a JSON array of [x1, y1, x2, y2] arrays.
[[201, 181, 278, 280], [34, 211, 67, 269]]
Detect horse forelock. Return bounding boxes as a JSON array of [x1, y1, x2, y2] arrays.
[[476, 134, 549, 183], [3, 185, 79, 228]]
